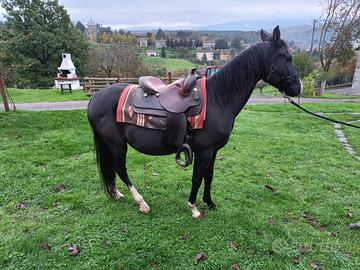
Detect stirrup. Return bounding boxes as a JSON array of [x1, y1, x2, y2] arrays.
[[175, 143, 193, 167]]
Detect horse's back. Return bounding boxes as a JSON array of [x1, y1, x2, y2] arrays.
[[87, 83, 128, 123]]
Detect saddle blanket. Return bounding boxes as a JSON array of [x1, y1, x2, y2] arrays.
[[116, 78, 206, 130]]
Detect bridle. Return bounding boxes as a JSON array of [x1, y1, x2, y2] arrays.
[[265, 63, 293, 86]]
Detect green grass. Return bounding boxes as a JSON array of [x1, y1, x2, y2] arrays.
[[143, 57, 196, 71], [252, 86, 360, 100], [1, 88, 90, 103], [0, 103, 359, 269]]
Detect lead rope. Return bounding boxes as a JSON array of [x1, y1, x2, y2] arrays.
[[282, 94, 360, 129]]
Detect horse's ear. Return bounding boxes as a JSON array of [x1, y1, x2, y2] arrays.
[[272, 25, 281, 43], [260, 29, 269, 42]]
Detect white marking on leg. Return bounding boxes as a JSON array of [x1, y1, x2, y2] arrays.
[[114, 189, 124, 200], [188, 202, 202, 219], [129, 186, 150, 214]]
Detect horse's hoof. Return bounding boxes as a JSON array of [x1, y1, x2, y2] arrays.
[[114, 190, 124, 200], [192, 211, 202, 219], [208, 203, 217, 210], [139, 204, 150, 214]]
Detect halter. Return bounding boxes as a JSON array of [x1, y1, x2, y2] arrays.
[[265, 63, 292, 86]]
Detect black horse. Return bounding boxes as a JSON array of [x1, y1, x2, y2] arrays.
[[87, 26, 301, 219]]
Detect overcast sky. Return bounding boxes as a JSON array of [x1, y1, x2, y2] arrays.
[[1, 0, 324, 29]]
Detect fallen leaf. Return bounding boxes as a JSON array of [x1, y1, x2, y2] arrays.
[[16, 202, 27, 210], [299, 244, 307, 255], [230, 241, 239, 251], [231, 264, 240, 270], [217, 156, 226, 161], [41, 243, 51, 251], [310, 261, 321, 270], [55, 184, 66, 193], [349, 223, 360, 230], [291, 256, 300, 264], [267, 217, 274, 225], [264, 184, 275, 192], [52, 200, 60, 207], [347, 208, 353, 219], [302, 212, 326, 231], [152, 172, 159, 176], [118, 226, 128, 234], [193, 253, 208, 263], [264, 184, 280, 196], [68, 244, 80, 256], [179, 234, 188, 241], [150, 260, 157, 268]]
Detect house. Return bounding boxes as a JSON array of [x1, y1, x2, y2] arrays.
[[86, 17, 97, 36], [155, 39, 166, 48], [146, 50, 158, 57], [139, 38, 148, 48], [220, 49, 232, 62], [203, 39, 216, 50], [196, 50, 214, 62]]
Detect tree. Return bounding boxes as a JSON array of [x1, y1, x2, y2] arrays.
[[317, 0, 360, 95], [75, 21, 86, 33], [156, 28, 166, 39], [87, 44, 144, 78], [215, 39, 228, 49], [230, 37, 242, 51], [293, 51, 316, 79], [1, 0, 88, 87], [201, 52, 207, 64], [160, 46, 166, 58]]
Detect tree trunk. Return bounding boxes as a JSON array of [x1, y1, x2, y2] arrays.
[[316, 80, 326, 96], [0, 72, 10, 111]]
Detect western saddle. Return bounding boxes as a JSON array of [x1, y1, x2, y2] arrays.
[[134, 73, 201, 167], [138, 74, 199, 114]]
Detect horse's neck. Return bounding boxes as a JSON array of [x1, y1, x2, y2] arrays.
[[207, 45, 264, 115]]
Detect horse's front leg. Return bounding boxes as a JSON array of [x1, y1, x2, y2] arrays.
[[188, 149, 214, 219], [203, 150, 217, 209]]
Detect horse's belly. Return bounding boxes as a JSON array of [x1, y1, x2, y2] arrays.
[[124, 125, 177, 156]]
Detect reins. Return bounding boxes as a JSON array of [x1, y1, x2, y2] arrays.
[[282, 94, 360, 129]]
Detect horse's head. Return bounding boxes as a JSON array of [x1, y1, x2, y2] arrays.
[[260, 26, 301, 97]]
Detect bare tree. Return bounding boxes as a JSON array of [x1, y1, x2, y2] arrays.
[[87, 43, 144, 78], [317, 0, 360, 95]]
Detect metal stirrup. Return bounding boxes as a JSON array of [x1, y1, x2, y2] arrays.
[[175, 143, 193, 167]]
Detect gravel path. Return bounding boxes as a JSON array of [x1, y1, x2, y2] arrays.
[[1, 96, 359, 111]]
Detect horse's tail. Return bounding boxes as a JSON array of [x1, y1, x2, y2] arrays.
[[92, 128, 117, 200]]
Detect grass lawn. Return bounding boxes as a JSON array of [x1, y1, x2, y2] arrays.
[[0, 103, 359, 269], [1, 88, 90, 104], [252, 86, 360, 100], [143, 57, 196, 71]]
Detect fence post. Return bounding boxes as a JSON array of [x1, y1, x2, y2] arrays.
[[167, 71, 172, 84]]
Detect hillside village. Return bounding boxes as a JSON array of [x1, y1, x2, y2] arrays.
[[77, 18, 292, 65]]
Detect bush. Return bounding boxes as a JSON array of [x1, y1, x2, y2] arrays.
[[301, 70, 318, 97]]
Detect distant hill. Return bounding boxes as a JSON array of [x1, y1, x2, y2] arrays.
[[197, 18, 313, 31], [196, 19, 322, 49]]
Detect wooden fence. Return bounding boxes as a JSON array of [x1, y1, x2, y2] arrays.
[[84, 72, 182, 96]]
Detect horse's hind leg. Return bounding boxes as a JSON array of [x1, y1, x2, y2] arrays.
[[188, 149, 215, 219], [112, 144, 150, 214]]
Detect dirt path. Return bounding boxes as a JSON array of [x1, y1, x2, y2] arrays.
[[1, 96, 359, 111]]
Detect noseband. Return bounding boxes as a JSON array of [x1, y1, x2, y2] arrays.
[[265, 64, 293, 86]]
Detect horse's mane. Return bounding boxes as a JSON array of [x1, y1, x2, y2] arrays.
[[206, 44, 263, 107]]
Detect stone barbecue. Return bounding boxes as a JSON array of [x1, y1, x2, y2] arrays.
[[54, 53, 81, 91]]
